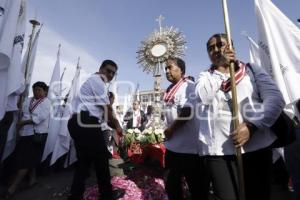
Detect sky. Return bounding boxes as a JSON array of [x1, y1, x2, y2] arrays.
[[26, 0, 300, 95]]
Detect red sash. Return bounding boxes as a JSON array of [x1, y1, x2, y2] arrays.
[[210, 61, 247, 93], [163, 77, 187, 103], [29, 97, 45, 113]]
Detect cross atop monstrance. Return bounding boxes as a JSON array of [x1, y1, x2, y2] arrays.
[[137, 15, 186, 129], [156, 15, 165, 33]]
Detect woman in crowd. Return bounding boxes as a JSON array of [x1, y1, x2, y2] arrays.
[[4, 81, 50, 198], [195, 33, 285, 200]]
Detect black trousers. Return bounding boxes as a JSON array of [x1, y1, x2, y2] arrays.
[[164, 149, 210, 200], [206, 147, 272, 200], [0, 111, 14, 163], [285, 129, 300, 200], [67, 111, 112, 200]]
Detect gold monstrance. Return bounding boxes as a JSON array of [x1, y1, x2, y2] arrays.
[[137, 15, 186, 129]]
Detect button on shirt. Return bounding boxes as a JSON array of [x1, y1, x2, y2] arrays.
[[195, 63, 285, 155], [72, 74, 109, 120], [19, 97, 51, 136], [164, 80, 201, 154]]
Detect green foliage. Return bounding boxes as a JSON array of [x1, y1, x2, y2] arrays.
[[123, 128, 165, 147]]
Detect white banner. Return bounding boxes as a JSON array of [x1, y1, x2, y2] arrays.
[[42, 47, 62, 162], [0, 0, 25, 120], [50, 66, 82, 165], [255, 0, 300, 108], [245, 35, 261, 66], [0, 0, 21, 70]]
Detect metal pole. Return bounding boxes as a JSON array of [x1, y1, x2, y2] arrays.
[[222, 1, 246, 200]]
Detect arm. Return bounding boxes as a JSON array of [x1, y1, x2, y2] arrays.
[[17, 119, 33, 127], [232, 65, 285, 147], [164, 83, 195, 139], [195, 72, 223, 105], [247, 64, 285, 129], [164, 106, 193, 139], [105, 105, 123, 136]]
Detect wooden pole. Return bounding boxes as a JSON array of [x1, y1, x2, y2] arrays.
[[221, 1, 246, 200], [18, 19, 40, 121]]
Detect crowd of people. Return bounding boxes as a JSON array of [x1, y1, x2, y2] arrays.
[[0, 33, 300, 200]]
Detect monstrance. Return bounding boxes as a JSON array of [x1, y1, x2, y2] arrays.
[[137, 15, 186, 129]]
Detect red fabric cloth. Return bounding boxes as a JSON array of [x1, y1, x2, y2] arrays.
[[128, 143, 166, 167]]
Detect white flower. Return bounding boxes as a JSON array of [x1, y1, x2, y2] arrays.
[[154, 129, 164, 135], [142, 128, 152, 135], [127, 129, 134, 134], [136, 134, 144, 141], [134, 128, 141, 134]]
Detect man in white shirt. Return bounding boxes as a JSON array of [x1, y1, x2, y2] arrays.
[[163, 57, 209, 200], [68, 60, 124, 200], [195, 33, 285, 200]]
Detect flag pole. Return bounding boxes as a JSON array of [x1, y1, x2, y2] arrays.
[[221, 1, 246, 200], [18, 19, 40, 119], [23, 19, 40, 92]]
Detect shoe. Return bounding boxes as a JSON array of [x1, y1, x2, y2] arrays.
[[102, 188, 125, 200]]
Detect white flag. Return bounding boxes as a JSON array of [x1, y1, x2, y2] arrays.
[[0, 0, 25, 120], [255, 0, 300, 114], [50, 66, 82, 165], [42, 46, 62, 162], [244, 35, 261, 66], [48, 45, 61, 100], [6, 0, 26, 96], [21, 25, 42, 98], [0, 0, 22, 70], [1, 0, 26, 158]]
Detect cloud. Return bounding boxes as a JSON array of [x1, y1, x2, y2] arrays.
[[29, 24, 97, 91]]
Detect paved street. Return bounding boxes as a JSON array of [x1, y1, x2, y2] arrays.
[[0, 159, 297, 200]]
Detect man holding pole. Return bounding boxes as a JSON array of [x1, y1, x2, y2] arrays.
[[195, 33, 285, 200]]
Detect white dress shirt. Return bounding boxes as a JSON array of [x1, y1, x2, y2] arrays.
[[195, 63, 285, 155], [19, 97, 51, 136], [132, 110, 141, 128], [164, 80, 201, 154], [72, 74, 109, 120]]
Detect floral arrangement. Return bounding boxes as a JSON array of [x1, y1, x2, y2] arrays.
[[123, 127, 165, 147]]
